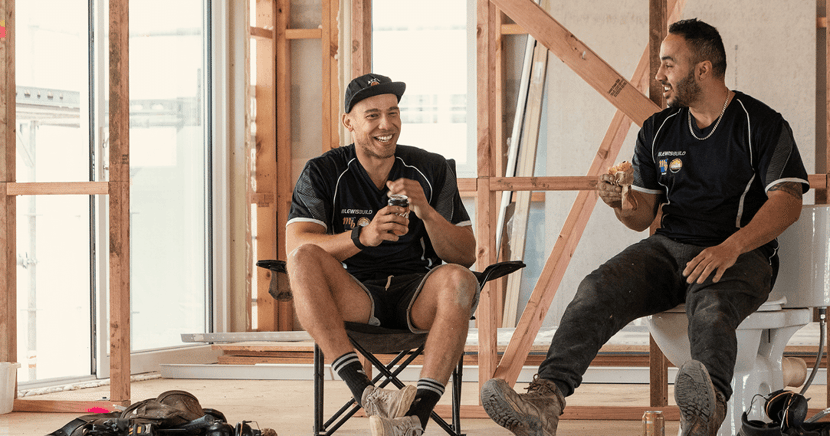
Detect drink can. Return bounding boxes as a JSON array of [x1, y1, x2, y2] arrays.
[[642, 410, 665, 436], [388, 194, 408, 208]]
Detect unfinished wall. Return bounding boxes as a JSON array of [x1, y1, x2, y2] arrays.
[[531, 0, 816, 327]]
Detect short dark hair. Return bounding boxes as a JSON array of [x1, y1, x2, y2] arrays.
[[669, 18, 727, 78]]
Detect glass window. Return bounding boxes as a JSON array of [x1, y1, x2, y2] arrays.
[[126, 0, 209, 351], [15, 0, 92, 384], [14, 0, 212, 385], [372, 0, 475, 177]]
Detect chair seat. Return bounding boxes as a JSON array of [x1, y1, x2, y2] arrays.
[[344, 322, 427, 354]]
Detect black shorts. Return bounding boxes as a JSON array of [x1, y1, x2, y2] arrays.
[[351, 264, 478, 333]]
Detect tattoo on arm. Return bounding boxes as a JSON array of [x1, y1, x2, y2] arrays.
[[768, 181, 803, 200]]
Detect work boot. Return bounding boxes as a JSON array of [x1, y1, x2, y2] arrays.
[[675, 360, 728, 436], [480, 375, 566, 436], [362, 385, 417, 419], [369, 415, 423, 436]]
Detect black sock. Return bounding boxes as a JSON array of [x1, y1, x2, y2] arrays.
[[407, 378, 444, 428], [332, 352, 372, 405]]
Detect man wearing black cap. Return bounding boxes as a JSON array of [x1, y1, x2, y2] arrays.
[[285, 73, 477, 435]]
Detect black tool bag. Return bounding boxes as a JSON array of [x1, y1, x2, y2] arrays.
[[48, 390, 234, 436]]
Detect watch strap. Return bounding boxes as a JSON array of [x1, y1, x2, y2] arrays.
[[351, 225, 368, 250]]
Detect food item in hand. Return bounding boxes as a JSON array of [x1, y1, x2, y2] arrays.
[[606, 161, 637, 210], [608, 161, 633, 186]]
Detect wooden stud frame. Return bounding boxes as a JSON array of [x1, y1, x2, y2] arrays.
[[1, 0, 132, 413], [253, 0, 341, 331]]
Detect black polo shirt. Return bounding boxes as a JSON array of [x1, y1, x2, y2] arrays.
[[631, 91, 809, 255], [287, 144, 471, 281]]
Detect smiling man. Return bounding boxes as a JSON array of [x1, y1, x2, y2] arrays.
[[285, 73, 477, 436], [480, 19, 809, 436]]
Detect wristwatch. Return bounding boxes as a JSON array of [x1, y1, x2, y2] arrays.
[[351, 225, 367, 250]]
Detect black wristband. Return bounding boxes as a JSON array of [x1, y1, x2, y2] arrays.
[[351, 225, 368, 250]]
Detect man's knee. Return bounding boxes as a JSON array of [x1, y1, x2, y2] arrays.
[[432, 264, 479, 310], [287, 243, 330, 273]]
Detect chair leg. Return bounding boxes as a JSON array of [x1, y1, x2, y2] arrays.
[[452, 354, 464, 435], [313, 344, 324, 435]]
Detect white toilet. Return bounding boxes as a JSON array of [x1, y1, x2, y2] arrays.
[[648, 205, 830, 436]]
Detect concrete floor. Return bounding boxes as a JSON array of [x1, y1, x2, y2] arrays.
[[0, 376, 689, 436]]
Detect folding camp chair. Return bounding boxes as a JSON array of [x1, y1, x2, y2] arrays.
[[256, 259, 525, 436]]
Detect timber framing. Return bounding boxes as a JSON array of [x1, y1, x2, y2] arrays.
[[254, 0, 340, 331], [1, 0, 132, 413]]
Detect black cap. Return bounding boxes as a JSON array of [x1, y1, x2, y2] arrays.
[[344, 73, 406, 113]]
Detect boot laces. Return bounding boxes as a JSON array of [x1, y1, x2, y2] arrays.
[[526, 375, 557, 396]]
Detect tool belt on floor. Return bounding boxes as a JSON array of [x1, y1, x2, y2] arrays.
[[47, 390, 268, 436]]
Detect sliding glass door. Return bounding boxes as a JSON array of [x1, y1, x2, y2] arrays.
[[15, 0, 213, 386]]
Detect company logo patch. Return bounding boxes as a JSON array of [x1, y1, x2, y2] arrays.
[[357, 217, 371, 227], [669, 158, 683, 173], [368, 78, 380, 86], [659, 159, 668, 175]]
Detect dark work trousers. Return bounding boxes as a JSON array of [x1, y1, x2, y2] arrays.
[[537, 234, 773, 401]]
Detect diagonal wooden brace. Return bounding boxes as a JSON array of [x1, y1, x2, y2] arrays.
[[490, 0, 660, 127], [489, 0, 686, 386]]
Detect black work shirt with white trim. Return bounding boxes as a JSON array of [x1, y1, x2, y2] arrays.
[[631, 91, 809, 256], [288, 144, 471, 282]]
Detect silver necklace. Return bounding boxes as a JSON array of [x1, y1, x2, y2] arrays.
[[688, 93, 730, 141]]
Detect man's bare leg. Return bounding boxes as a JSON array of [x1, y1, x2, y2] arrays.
[[287, 243, 371, 358], [404, 264, 478, 428], [287, 243, 416, 418]]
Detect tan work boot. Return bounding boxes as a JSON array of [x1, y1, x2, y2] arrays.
[[362, 385, 417, 419], [675, 360, 728, 436], [369, 415, 423, 436], [480, 375, 566, 436]]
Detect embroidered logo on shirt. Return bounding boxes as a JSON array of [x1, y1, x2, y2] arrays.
[[357, 217, 371, 227], [669, 158, 683, 173]]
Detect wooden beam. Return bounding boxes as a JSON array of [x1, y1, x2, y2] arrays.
[[810, 173, 829, 190], [476, 0, 500, 390], [825, 0, 829, 405], [351, 0, 371, 78], [0, 0, 17, 370], [822, 2, 830, 205], [286, 28, 322, 39], [490, 0, 660, 127], [250, 26, 272, 39], [255, 0, 279, 331], [108, 0, 131, 404], [275, 0, 294, 331], [491, 176, 596, 192], [328, 0, 340, 151], [322, 0, 333, 154], [251, 27, 324, 41], [648, 0, 670, 409], [492, 0, 686, 386], [14, 398, 129, 413], [500, 23, 526, 35], [7, 182, 109, 196]]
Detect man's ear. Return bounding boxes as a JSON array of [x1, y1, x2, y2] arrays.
[[342, 112, 353, 131], [696, 60, 712, 81]]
